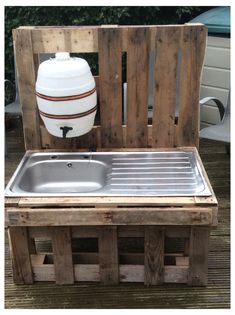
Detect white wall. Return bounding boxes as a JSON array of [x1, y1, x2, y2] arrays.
[[200, 36, 230, 128]]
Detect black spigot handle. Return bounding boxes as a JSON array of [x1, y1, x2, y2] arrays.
[[60, 126, 73, 138], [89, 147, 97, 152]]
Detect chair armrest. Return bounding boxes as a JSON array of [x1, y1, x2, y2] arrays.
[[199, 97, 225, 121], [5, 79, 16, 106]]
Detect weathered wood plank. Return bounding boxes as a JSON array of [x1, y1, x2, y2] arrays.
[[31, 254, 46, 265], [177, 25, 207, 148], [98, 27, 123, 147], [144, 227, 165, 285], [40, 125, 76, 150], [99, 226, 119, 284], [18, 193, 217, 208], [188, 226, 210, 286], [51, 227, 74, 284], [13, 29, 41, 150], [152, 26, 181, 147], [126, 27, 149, 147], [28, 225, 190, 239], [32, 264, 188, 283], [7, 207, 213, 226], [31, 27, 99, 53], [8, 227, 33, 284], [176, 256, 189, 266], [5, 197, 21, 207], [19, 195, 197, 207]]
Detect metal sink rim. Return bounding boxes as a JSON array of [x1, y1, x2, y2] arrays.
[[5, 150, 212, 197]]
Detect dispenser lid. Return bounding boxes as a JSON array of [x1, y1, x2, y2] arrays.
[[38, 52, 90, 78], [55, 52, 70, 61]]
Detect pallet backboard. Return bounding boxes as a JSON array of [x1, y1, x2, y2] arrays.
[[13, 25, 207, 150]]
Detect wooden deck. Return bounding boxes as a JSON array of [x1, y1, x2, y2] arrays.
[[5, 122, 230, 308]]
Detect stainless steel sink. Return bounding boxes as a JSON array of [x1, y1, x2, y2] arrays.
[[5, 151, 212, 197]]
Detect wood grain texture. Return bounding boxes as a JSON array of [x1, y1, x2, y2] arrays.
[[8, 227, 33, 284], [13, 25, 207, 150], [98, 27, 123, 147], [13, 29, 41, 150], [7, 207, 213, 226], [31, 27, 99, 53], [5, 135, 229, 300], [188, 226, 210, 286], [32, 264, 188, 284], [51, 227, 74, 284], [152, 26, 182, 147], [126, 27, 149, 147], [27, 226, 190, 239], [18, 193, 217, 208], [177, 25, 207, 148], [99, 226, 119, 284], [144, 227, 165, 285]]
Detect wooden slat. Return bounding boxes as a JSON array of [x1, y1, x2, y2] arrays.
[[32, 252, 187, 266], [18, 193, 217, 208], [28, 226, 190, 239], [13, 29, 41, 150], [8, 227, 33, 284], [188, 226, 210, 286], [98, 27, 123, 147], [152, 26, 182, 147], [99, 226, 119, 284], [5, 197, 20, 207], [126, 27, 149, 147], [32, 264, 188, 283], [51, 227, 74, 284], [28, 226, 52, 238], [31, 27, 99, 53], [7, 207, 213, 226], [31, 254, 46, 265], [144, 227, 164, 285], [177, 25, 207, 148], [19, 195, 196, 207], [40, 125, 76, 150], [176, 256, 189, 266], [74, 264, 100, 282], [75, 127, 101, 149], [13, 25, 208, 151], [32, 265, 55, 282]]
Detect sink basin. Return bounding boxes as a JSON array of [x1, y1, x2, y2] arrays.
[[5, 151, 212, 197], [18, 159, 108, 193]]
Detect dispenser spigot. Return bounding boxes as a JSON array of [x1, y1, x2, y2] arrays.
[[60, 126, 73, 138]]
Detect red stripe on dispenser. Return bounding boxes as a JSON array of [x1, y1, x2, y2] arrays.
[[36, 86, 96, 102], [39, 106, 97, 120]]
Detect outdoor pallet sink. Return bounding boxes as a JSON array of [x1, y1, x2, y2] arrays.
[[5, 150, 212, 197]]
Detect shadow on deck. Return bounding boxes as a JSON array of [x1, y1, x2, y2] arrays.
[[4, 121, 230, 309]]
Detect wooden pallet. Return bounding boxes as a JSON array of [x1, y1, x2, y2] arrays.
[[6, 24, 218, 286]]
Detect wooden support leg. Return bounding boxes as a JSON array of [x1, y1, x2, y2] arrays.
[[8, 227, 33, 284], [99, 226, 119, 284], [188, 226, 210, 286], [144, 227, 165, 285], [51, 227, 74, 284]]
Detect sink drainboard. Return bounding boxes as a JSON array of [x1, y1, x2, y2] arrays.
[[5, 150, 212, 197]]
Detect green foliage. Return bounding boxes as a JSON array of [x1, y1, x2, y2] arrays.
[[5, 6, 214, 82]]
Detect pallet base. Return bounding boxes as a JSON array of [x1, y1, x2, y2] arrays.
[[8, 225, 210, 286]]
